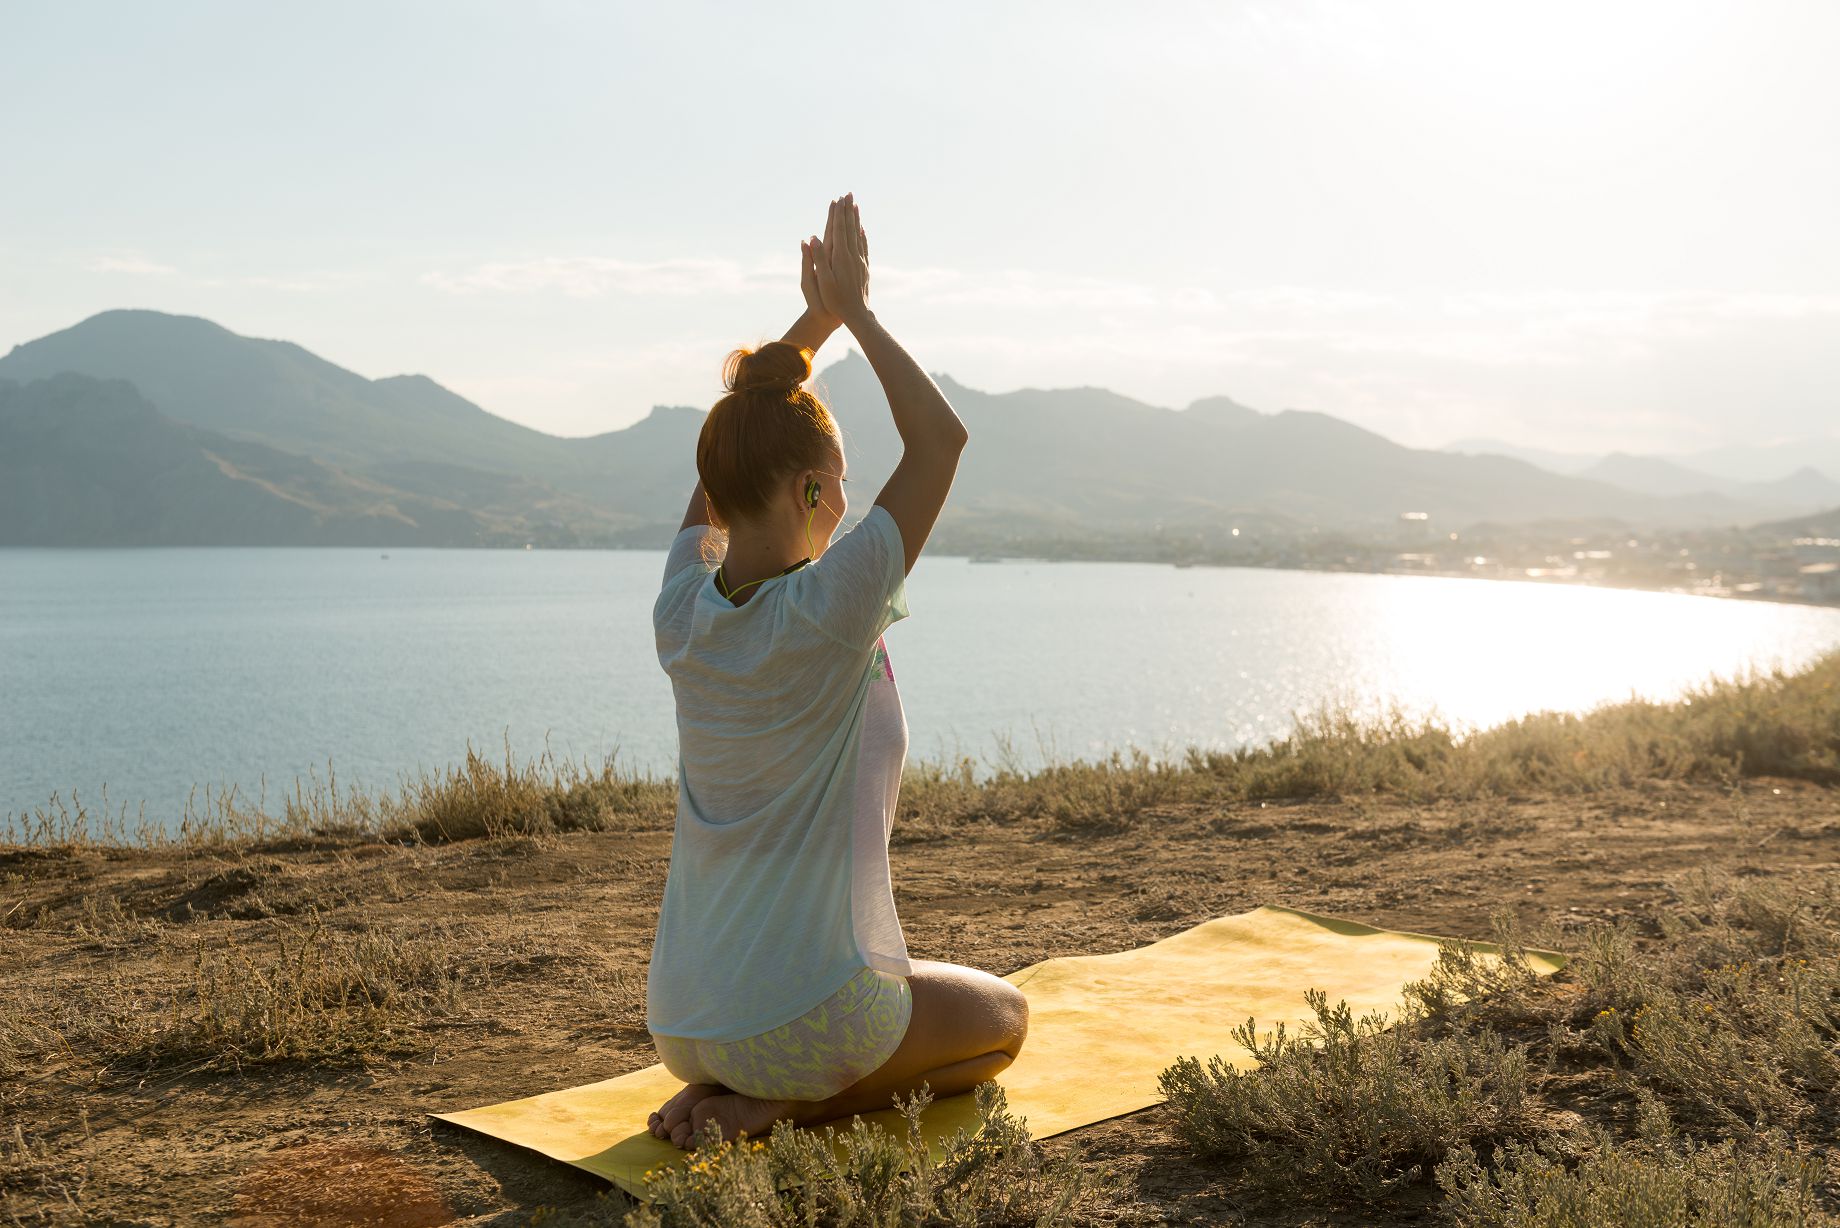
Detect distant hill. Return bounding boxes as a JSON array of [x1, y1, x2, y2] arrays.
[[1666, 438, 1840, 486], [0, 309, 676, 517], [1748, 503, 1840, 538], [1575, 453, 1840, 514], [2, 309, 1816, 546], [1443, 435, 1840, 507], [0, 375, 611, 546], [1441, 437, 1602, 475], [0, 311, 544, 469]]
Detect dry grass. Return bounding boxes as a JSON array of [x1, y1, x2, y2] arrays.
[[2, 781, 1833, 1223], [396, 742, 676, 844], [3, 737, 676, 852], [883, 648, 1840, 838], [0, 894, 651, 1094], [1, 909, 473, 1078], [1, 1114, 99, 1228], [9, 651, 1838, 855]]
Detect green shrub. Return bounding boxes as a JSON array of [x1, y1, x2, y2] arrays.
[[543, 1082, 1096, 1228], [1159, 867, 1840, 1218], [1435, 1088, 1831, 1228], [1579, 870, 1840, 1137], [1158, 986, 1543, 1205], [1401, 907, 1553, 1026]]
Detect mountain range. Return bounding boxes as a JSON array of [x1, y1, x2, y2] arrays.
[[2, 309, 1834, 548], [1441, 435, 1840, 499]]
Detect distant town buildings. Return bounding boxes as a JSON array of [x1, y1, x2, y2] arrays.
[[1397, 511, 1431, 543], [1801, 561, 1840, 602], [937, 509, 1840, 609]]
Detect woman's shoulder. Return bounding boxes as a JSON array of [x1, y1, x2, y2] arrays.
[[783, 507, 910, 652]]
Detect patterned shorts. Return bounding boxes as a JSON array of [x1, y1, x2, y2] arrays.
[[651, 966, 914, 1102]]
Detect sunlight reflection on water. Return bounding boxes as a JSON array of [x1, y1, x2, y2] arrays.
[[897, 560, 1840, 771]]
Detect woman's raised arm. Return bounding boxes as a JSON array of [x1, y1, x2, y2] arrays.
[[813, 194, 968, 576], [675, 225, 845, 534]]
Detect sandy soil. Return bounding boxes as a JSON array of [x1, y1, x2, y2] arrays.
[[4, 775, 1837, 1226]]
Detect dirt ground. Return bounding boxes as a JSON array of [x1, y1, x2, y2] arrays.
[[5, 774, 1837, 1226]]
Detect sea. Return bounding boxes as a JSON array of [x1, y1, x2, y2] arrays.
[[5, 546, 1839, 838]]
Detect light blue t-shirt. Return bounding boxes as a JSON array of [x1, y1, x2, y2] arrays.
[[645, 503, 915, 1041]]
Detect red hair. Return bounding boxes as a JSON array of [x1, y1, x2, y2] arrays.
[[697, 341, 839, 536]]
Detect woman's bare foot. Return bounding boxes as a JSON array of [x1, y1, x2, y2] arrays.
[[649, 1082, 726, 1141], [668, 1090, 799, 1149]]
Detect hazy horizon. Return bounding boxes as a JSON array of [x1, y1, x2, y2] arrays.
[[6, 0, 1838, 456]]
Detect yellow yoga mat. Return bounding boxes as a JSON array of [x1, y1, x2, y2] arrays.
[[430, 904, 1566, 1202]]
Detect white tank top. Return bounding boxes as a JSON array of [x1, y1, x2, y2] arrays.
[[646, 505, 914, 1041]]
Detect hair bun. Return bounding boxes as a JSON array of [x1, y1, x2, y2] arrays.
[[722, 341, 813, 397]]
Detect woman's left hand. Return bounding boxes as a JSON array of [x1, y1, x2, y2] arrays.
[[800, 236, 844, 332]]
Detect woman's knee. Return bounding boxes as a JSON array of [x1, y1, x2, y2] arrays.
[[908, 961, 1029, 1060], [996, 980, 1028, 1057]]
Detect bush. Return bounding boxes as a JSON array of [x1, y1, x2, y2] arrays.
[[1435, 1088, 1832, 1228], [526, 1082, 1097, 1227], [1401, 907, 1553, 1026], [1158, 986, 1544, 1205], [1579, 869, 1840, 1137]]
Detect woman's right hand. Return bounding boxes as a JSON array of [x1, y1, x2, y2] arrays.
[[812, 193, 871, 326]]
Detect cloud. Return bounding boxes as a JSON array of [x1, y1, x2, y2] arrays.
[[83, 253, 176, 276], [420, 256, 786, 298], [79, 253, 375, 294], [422, 253, 1840, 354]]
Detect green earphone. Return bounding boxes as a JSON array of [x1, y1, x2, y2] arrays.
[[802, 480, 826, 559]]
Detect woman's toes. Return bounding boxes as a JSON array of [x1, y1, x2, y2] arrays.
[[667, 1092, 794, 1150], [657, 1082, 722, 1139], [672, 1093, 727, 1149]]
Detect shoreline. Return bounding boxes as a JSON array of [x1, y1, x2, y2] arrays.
[[7, 541, 1834, 612], [6, 583, 1836, 839]]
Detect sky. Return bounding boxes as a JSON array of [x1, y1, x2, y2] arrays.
[[4, 0, 1837, 456]]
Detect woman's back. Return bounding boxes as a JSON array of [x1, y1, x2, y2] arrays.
[[647, 504, 913, 1041]]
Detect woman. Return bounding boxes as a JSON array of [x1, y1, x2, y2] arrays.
[[644, 193, 1029, 1150]]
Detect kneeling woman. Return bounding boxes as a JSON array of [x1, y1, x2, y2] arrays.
[[645, 194, 1028, 1149]]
